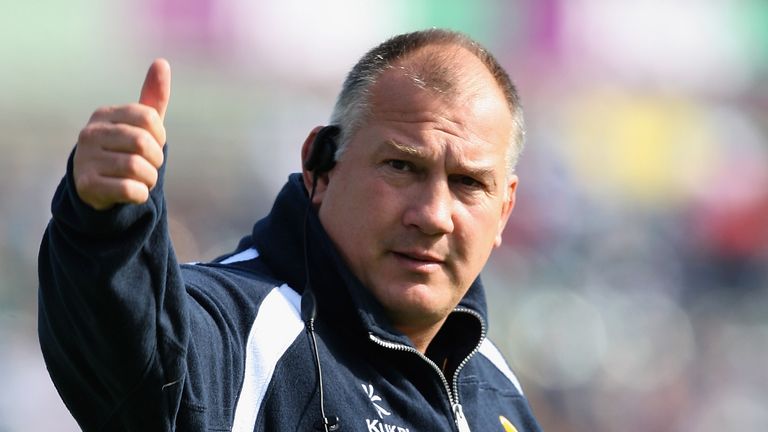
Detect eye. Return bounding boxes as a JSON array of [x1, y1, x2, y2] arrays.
[[451, 175, 484, 189], [386, 159, 412, 172]]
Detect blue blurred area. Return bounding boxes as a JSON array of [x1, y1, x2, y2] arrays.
[[2, 1, 767, 430]]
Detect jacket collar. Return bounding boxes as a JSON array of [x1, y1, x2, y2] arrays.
[[247, 174, 489, 349]]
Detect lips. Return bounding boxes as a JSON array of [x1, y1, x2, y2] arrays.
[[394, 250, 445, 263], [390, 249, 447, 274]]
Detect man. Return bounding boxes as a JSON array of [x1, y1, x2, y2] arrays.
[[38, 29, 542, 431]]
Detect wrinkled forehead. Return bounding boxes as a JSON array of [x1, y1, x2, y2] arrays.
[[366, 46, 513, 134], [361, 50, 515, 169], [382, 44, 507, 107]]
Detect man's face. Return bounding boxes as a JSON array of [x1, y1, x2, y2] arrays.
[[314, 49, 517, 331]]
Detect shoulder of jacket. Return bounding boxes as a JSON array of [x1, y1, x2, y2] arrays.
[[476, 338, 525, 395], [180, 248, 287, 298]]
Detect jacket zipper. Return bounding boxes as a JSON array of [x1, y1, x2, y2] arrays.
[[368, 307, 486, 432]]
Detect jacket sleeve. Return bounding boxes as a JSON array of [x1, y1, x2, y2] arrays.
[[37, 148, 189, 431]]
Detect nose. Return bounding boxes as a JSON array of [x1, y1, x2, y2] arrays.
[[402, 178, 455, 236]]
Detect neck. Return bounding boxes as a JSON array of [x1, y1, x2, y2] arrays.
[[396, 317, 447, 354]]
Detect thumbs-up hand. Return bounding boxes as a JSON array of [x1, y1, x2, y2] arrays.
[[73, 59, 171, 210]]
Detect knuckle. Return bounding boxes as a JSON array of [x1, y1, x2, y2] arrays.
[[77, 124, 98, 144], [124, 131, 144, 154], [134, 131, 164, 167], [89, 107, 107, 121], [78, 122, 114, 147], [75, 172, 100, 201], [137, 130, 156, 153], [74, 171, 91, 193], [136, 108, 157, 128], [123, 181, 149, 203], [116, 180, 133, 197], [124, 154, 143, 174]]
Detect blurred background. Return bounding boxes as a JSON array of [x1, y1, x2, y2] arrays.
[[1, 0, 767, 430]]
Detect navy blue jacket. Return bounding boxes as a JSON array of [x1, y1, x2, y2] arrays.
[[38, 151, 542, 431]]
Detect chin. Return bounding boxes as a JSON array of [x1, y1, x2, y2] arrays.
[[384, 293, 452, 325]]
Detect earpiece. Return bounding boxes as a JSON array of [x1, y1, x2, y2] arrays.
[[302, 124, 342, 431], [304, 125, 340, 174]]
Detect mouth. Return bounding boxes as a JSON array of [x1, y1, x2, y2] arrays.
[[391, 250, 445, 272]]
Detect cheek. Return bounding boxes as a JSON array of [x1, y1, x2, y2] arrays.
[[457, 204, 504, 253], [321, 175, 395, 252]]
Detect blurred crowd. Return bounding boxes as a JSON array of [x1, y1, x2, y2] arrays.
[[1, 0, 766, 431]]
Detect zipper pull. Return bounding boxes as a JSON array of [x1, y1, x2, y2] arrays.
[[453, 403, 472, 432]]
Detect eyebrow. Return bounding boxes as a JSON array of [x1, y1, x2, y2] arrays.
[[379, 139, 499, 187], [382, 139, 428, 158]]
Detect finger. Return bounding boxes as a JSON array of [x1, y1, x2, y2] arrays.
[[80, 122, 164, 169], [139, 58, 171, 123], [97, 152, 159, 190], [76, 176, 151, 210], [88, 104, 166, 146]]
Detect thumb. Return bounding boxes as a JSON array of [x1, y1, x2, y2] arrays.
[[139, 58, 171, 121]]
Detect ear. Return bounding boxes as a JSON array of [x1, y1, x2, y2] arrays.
[[301, 125, 330, 205], [494, 175, 518, 248]]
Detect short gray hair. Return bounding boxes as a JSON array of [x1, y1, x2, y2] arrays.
[[329, 29, 525, 174]]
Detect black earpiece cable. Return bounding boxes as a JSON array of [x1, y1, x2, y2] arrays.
[[301, 170, 339, 431]]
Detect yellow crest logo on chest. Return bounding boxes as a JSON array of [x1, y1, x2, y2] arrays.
[[500, 415, 519, 432]]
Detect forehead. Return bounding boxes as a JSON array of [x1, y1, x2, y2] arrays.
[[378, 46, 497, 95], [363, 46, 513, 154]]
